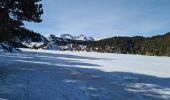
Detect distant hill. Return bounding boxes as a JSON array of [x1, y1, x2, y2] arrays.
[[88, 32, 170, 56]]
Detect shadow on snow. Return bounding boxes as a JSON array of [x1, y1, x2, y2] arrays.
[[0, 51, 169, 100]]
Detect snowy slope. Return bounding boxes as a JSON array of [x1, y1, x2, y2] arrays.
[[0, 49, 170, 100], [20, 35, 47, 48]]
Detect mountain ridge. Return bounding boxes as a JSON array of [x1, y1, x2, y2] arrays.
[[53, 34, 96, 41], [0, 31, 170, 56]]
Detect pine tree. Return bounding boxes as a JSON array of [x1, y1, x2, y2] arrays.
[[0, 0, 43, 41]]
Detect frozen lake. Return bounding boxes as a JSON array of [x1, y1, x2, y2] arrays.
[[0, 49, 170, 100]]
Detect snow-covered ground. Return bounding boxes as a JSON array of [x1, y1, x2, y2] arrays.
[[0, 49, 170, 100]]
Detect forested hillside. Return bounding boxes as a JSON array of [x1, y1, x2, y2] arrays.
[[88, 32, 170, 56]]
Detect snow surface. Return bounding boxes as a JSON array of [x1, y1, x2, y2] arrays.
[[0, 48, 170, 100]]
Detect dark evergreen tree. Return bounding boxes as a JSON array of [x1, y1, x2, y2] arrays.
[[0, 0, 43, 41]]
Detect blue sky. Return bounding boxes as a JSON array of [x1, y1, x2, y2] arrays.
[[25, 0, 170, 37]]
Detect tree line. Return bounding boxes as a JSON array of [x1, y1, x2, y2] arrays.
[[87, 33, 170, 56]]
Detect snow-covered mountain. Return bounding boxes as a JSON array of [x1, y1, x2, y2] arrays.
[[60, 34, 75, 40], [94, 37, 106, 41], [57, 34, 95, 41], [46, 34, 90, 51], [74, 34, 94, 41], [45, 34, 107, 51]]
